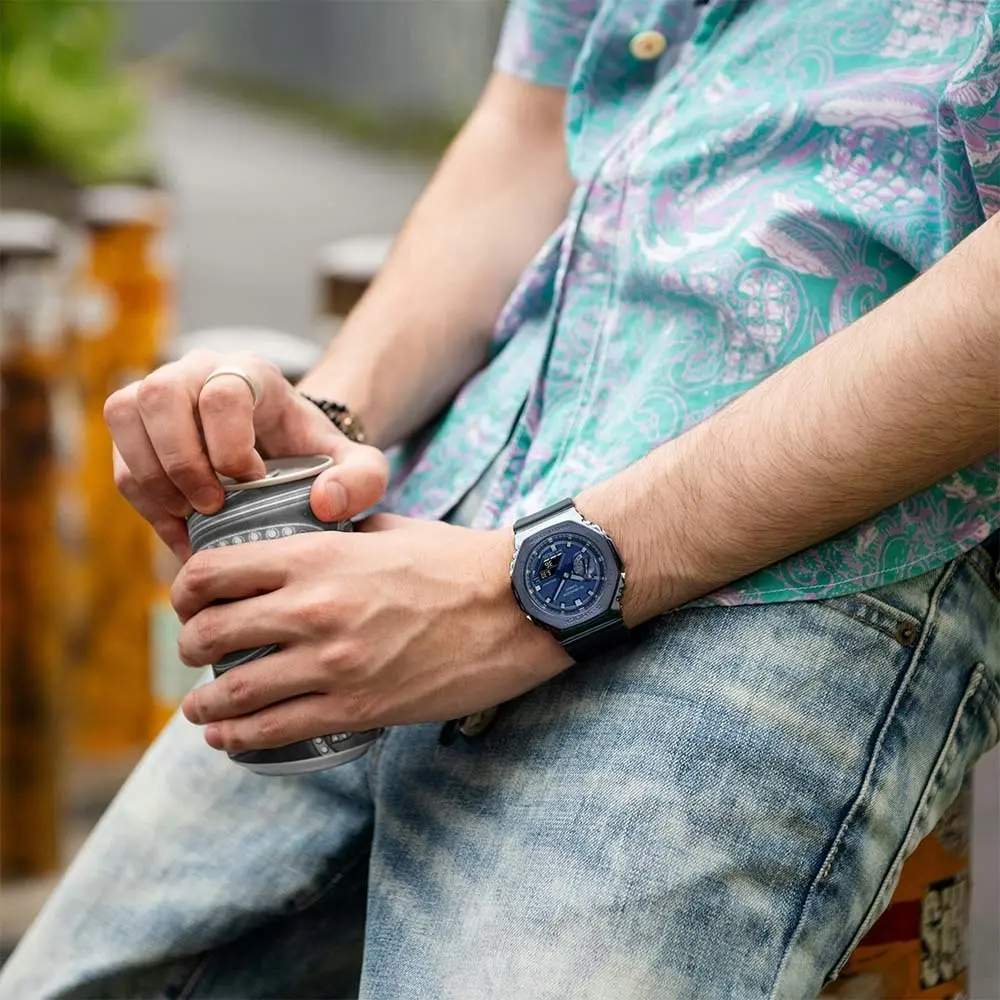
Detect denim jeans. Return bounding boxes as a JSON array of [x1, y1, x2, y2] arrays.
[[1, 541, 997, 1000]]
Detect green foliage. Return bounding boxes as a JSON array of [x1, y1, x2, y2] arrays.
[[202, 72, 460, 161], [0, 0, 152, 183]]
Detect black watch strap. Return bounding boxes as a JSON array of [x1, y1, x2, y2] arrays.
[[562, 616, 631, 662], [513, 497, 575, 531]]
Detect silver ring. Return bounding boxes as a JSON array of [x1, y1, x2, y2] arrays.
[[202, 366, 261, 409]]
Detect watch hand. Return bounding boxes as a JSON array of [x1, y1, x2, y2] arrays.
[[553, 579, 566, 601], [569, 574, 585, 581]]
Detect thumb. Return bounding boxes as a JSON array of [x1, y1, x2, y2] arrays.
[[309, 442, 389, 523]]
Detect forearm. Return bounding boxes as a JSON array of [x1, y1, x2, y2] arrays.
[[297, 72, 573, 449], [580, 215, 1000, 624]]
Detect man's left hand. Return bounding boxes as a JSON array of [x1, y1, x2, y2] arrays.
[[175, 515, 570, 752]]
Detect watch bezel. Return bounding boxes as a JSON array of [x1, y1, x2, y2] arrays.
[[511, 520, 622, 631]]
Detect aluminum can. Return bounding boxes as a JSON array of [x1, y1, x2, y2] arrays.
[[187, 455, 379, 775]]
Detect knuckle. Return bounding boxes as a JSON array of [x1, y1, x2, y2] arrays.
[[290, 592, 335, 633], [135, 373, 174, 412], [255, 712, 287, 748], [218, 724, 245, 753], [113, 464, 137, 496], [224, 670, 254, 713], [130, 466, 163, 493], [183, 555, 216, 596], [198, 379, 244, 417], [329, 638, 364, 679], [160, 451, 202, 481], [341, 689, 375, 730], [103, 386, 136, 427], [191, 611, 220, 656]]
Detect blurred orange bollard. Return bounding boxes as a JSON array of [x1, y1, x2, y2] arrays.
[[67, 185, 172, 758], [0, 212, 70, 877], [148, 328, 321, 738], [821, 781, 971, 999], [315, 235, 392, 340]]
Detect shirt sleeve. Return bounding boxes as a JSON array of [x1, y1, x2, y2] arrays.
[[940, 2, 1000, 230], [494, 0, 600, 89]]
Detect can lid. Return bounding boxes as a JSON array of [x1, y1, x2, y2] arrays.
[[219, 455, 333, 493]]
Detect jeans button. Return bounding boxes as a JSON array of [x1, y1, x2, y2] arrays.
[[458, 707, 499, 739]]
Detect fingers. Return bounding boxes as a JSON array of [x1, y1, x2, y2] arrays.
[[113, 446, 191, 560], [171, 548, 291, 623], [133, 368, 224, 514], [181, 650, 323, 726], [177, 593, 302, 666], [105, 350, 289, 519], [197, 371, 267, 482], [310, 444, 390, 522], [201, 694, 357, 753], [105, 384, 194, 518]]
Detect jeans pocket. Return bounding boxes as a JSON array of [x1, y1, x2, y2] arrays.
[[819, 590, 924, 648], [824, 660, 1000, 984]]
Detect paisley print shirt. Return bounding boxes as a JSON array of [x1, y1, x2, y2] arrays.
[[384, 0, 1000, 605]]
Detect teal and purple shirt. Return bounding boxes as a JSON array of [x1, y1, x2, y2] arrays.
[[385, 0, 1000, 604]]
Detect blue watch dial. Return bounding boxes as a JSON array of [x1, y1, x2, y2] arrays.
[[520, 531, 608, 618]]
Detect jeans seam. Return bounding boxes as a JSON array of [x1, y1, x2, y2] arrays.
[[817, 564, 952, 882], [765, 558, 957, 1000], [819, 593, 921, 645], [174, 953, 212, 1000], [964, 547, 1000, 599], [823, 662, 988, 987]]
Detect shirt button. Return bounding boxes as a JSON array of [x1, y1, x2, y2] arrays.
[[629, 30, 668, 61]]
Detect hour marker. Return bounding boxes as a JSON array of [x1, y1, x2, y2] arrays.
[[575, 599, 582, 606], [545, 598, 551, 604], [534, 585, 541, 591]]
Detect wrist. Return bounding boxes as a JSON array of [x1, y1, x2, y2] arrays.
[[576, 457, 702, 625], [296, 355, 382, 446], [485, 527, 569, 669]]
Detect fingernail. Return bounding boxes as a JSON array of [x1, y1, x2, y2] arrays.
[[192, 487, 221, 514], [325, 480, 348, 519], [181, 694, 199, 723], [204, 724, 222, 749]]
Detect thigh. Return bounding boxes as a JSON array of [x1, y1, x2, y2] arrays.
[[361, 552, 999, 1000], [0, 700, 376, 1000]]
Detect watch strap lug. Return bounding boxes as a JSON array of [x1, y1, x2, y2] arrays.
[[513, 497, 576, 533]]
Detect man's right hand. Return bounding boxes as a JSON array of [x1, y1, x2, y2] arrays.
[[104, 349, 389, 560]]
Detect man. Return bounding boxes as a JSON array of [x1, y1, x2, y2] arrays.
[[2, 0, 998, 997]]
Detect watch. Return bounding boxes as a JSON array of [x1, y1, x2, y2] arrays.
[[510, 498, 629, 662]]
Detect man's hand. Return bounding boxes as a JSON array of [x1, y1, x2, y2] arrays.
[[104, 349, 389, 560], [174, 515, 570, 751]]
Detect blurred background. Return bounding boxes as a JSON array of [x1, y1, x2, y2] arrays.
[[0, 3, 996, 997]]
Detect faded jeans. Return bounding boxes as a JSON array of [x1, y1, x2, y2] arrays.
[[1, 537, 997, 999]]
